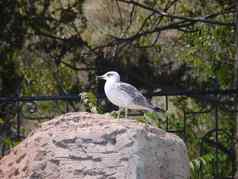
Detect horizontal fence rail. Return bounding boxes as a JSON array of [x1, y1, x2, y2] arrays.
[[154, 88, 238, 96], [0, 95, 81, 102], [0, 88, 235, 102]]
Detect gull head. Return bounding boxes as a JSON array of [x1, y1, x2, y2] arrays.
[[97, 71, 120, 82]]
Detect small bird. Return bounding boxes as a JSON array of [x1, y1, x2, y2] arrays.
[[97, 71, 164, 118]]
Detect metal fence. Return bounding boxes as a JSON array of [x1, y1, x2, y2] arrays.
[[0, 89, 237, 179]]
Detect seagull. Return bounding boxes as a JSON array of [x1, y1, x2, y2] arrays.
[[97, 71, 164, 118]]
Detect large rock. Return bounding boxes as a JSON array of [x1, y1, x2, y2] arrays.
[[0, 112, 190, 179]]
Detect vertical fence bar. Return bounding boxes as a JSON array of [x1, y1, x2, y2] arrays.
[[200, 140, 204, 179], [16, 101, 21, 140], [165, 95, 169, 131], [1, 142, 5, 156], [16, 86, 21, 141], [65, 101, 69, 113], [183, 111, 187, 142], [214, 104, 219, 179]]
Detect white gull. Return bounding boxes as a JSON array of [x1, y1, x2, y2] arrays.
[[97, 71, 163, 118]]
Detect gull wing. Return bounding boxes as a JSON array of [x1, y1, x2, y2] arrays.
[[117, 82, 152, 109]]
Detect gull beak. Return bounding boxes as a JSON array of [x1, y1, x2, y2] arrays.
[[96, 75, 105, 80]]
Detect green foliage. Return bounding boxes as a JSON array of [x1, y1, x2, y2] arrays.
[[0, 118, 4, 125], [141, 111, 167, 127], [80, 92, 103, 114], [179, 24, 235, 88], [2, 137, 19, 149], [190, 153, 214, 179]]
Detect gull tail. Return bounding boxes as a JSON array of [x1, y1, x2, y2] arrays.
[[152, 106, 166, 113]]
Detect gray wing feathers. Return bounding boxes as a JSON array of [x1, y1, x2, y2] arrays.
[[117, 82, 152, 109]]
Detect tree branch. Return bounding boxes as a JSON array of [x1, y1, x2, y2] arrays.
[[117, 0, 235, 27], [112, 20, 194, 42]]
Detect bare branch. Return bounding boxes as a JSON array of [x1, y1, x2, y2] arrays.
[[117, 0, 235, 27], [112, 20, 194, 42], [115, 0, 124, 31], [61, 61, 95, 71]]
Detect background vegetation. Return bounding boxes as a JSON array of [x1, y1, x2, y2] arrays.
[[0, 0, 237, 178]]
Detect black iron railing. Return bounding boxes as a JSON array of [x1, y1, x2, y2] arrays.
[[0, 95, 81, 154], [0, 89, 237, 179]]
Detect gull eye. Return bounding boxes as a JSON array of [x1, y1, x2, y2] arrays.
[[107, 73, 112, 77]]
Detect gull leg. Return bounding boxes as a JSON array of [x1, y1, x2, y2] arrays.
[[125, 108, 128, 118], [117, 108, 123, 119]]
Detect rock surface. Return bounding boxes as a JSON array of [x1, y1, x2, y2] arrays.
[[0, 112, 190, 179]]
